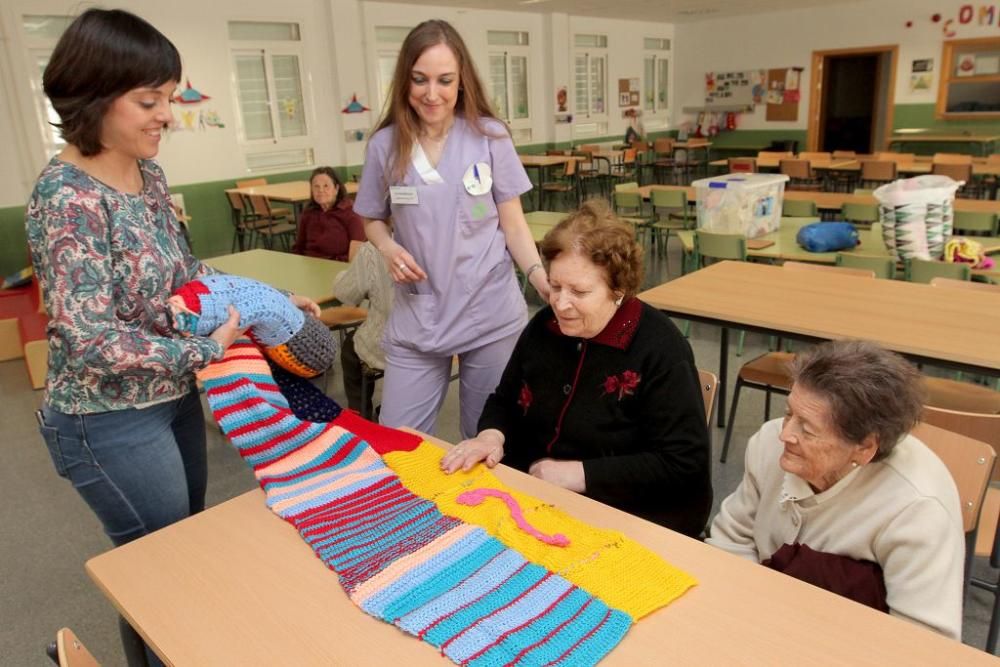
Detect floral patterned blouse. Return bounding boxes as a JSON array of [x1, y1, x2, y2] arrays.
[[25, 158, 223, 414]]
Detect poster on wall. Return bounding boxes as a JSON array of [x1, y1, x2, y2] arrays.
[[617, 78, 639, 107], [765, 67, 801, 122], [704, 70, 763, 108], [912, 59, 933, 72], [955, 53, 976, 76], [556, 86, 568, 113]]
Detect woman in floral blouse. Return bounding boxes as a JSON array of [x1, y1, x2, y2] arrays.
[[441, 200, 712, 537], [26, 10, 317, 664]]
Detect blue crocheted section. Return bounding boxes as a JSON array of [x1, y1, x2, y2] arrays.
[[192, 275, 304, 347], [267, 358, 343, 423]]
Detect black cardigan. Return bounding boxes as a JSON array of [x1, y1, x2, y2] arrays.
[[478, 297, 712, 536]]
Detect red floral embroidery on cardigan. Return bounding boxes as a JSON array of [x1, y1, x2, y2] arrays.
[[518, 382, 533, 415], [602, 370, 641, 400]]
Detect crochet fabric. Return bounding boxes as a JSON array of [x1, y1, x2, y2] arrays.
[[198, 340, 695, 665], [171, 275, 336, 377]]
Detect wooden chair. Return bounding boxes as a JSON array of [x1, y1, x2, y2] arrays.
[[972, 486, 1000, 654], [859, 159, 897, 189], [835, 253, 896, 279], [225, 190, 259, 252], [695, 231, 749, 357], [798, 151, 831, 161], [541, 159, 579, 210], [832, 150, 857, 159], [953, 210, 999, 236], [613, 181, 639, 193], [612, 190, 652, 246], [247, 194, 296, 250], [650, 188, 693, 264], [911, 419, 996, 599], [875, 152, 916, 163], [236, 177, 267, 188], [652, 138, 676, 184], [727, 157, 757, 173], [905, 258, 971, 284], [610, 148, 639, 185], [932, 162, 978, 198], [932, 153, 973, 165], [719, 263, 875, 463], [779, 159, 822, 191], [923, 378, 1000, 417], [840, 202, 879, 228], [781, 199, 818, 218], [698, 369, 719, 426], [47, 628, 100, 666]]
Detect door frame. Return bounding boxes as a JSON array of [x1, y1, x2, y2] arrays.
[[806, 45, 898, 152]]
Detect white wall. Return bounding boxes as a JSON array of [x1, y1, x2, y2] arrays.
[[0, 0, 677, 208], [673, 0, 1000, 131]]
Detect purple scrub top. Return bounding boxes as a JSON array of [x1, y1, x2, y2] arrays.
[[354, 116, 533, 356]]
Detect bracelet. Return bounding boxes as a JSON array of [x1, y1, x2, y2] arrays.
[[525, 263, 544, 282]]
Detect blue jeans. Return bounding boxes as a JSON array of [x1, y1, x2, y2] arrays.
[[38, 389, 208, 666]]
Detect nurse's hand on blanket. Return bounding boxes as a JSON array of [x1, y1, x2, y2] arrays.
[[440, 429, 505, 473], [207, 305, 246, 351], [380, 239, 428, 284], [528, 458, 586, 494]]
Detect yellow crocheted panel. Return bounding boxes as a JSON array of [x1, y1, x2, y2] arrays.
[[383, 441, 697, 620]]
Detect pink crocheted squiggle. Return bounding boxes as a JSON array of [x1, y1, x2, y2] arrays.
[[456, 488, 571, 547]]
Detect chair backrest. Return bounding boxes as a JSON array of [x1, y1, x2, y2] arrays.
[[835, 253, 896, 279], [697, 369, 718, 425], [840, 202, 879, 224], [695, 230, 747, 262], [758, 150, 793, 160], [832, 150, 857, 159], [632, 140, 650, 155], [798, 151, 832, 161], [247, 193, 273, 217], [988, 153, 1000, 165], [236, 177, 267, 188], [225, 190, 246, 213], [923, 377, 1000, 415], [622, 148, 637, 164], [931, 162, 972, 182], [782, 261, 875, 278], [781, 199, 818, 218], [56, 628, 100, 667], [911, 420, 996, 533], [578, 144, 599, 157], [932, 152, 973, 165], [953, 210, 999, 235], [860, 159, 897, 181], [613, 190, 642, 211], [614, 181, 639, 192], [564, 158, 577, 176], [650, 188, 687, 209], [906, 258, 971, 283], [652, 137, 674, 154], [930, 276, 1000, 293], [545, 149, 566, 156], [779, 159, 812, 179], [727, 157, 757, 173]]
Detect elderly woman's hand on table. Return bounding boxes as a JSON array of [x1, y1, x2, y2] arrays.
[[528, 458, 586, 493], [440, 429, 505, 473]]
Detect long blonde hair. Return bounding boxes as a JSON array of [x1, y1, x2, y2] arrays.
[[373, 19, 505, 181]]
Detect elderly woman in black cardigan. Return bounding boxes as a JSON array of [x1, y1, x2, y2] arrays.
[[442, 200, 712, 537]]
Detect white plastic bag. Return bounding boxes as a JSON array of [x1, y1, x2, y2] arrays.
[[874, 175, 960, 261]]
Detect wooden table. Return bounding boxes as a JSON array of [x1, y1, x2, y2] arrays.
[[85, 428, 997, 666], [204, 249, 348, 304], [519, 155, 580, 210], [634, 184, 1000, 215], [524, 210, 566, 226], [639, 261, 1000, 427], [226, 182, 360, 219], [708, 157, 1000, 177]]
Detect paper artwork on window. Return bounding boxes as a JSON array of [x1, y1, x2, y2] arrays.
[[172, 78, 212, 104]]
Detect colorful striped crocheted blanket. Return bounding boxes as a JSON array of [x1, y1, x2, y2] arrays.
[[198, 340, 696, 665]]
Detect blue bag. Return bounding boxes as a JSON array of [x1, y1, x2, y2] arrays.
[[795, 222, 860, 253]]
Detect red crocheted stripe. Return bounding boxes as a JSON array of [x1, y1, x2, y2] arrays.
[[333, 409, 422, 453]]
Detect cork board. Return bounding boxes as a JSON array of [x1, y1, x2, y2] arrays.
[[765, 67, 801, 122]]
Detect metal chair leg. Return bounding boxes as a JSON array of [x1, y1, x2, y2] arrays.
[[720, 377, 745, 463]]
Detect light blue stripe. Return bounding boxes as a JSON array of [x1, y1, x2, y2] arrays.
[[256, 432, 358, 484], [548, 609, 631, 667], [272, 470, 394, 517], [316, 501, 441, 568], [307, 498, 430, 554], [510, 594, 610, 665], [265, 459, 386, 504]]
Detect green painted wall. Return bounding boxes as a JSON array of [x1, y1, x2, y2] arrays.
[[892, 103, 1000, 135]]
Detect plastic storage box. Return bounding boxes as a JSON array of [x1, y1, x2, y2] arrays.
[[692, 173, 790, 238]]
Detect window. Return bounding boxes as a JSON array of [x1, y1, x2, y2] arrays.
[[937, 36, 1000, 119], [574, 33, 607, 125], [21, 15, 74, 157], [373, 26, 412, 115], [487, 30, 530, 139], [228, 21, 312, 171], [643, 37, 670, 116]]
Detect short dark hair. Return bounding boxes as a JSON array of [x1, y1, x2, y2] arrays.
[[539, 199, 644, 298], [307, 167, 347, 209], [43, 9, 182, 156], [791, 340, 925, 460]]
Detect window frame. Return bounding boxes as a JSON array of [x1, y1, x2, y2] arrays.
[[487, 39, 532, 129], [573, 34, 609, 138]]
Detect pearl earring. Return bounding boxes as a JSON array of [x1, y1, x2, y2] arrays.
[[614, 295, 623, 307], [851, 461, 859, 468]]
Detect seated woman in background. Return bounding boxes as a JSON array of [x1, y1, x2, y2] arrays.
[[707, 340, 964, 639], [293, 166, 365, 261], [441, 200, 712, 537]]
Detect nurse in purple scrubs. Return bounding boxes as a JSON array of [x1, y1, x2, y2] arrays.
[[354, 19, 548, 438]]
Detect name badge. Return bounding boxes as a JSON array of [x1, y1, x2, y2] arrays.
[[463, 162, 493, 196], [389, 186, 419, 205]]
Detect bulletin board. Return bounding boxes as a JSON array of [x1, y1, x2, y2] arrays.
[[765, 67, 803, 121], [704, 70, 765, 109]]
